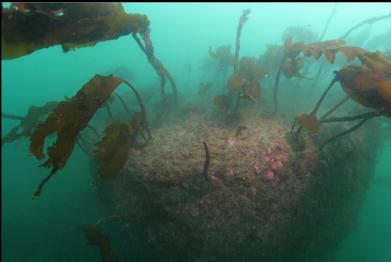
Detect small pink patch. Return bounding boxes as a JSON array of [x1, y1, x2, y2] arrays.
[[247, 150, 256, 156], [250, 160, 263, 174], [273, 141, 283, 150], [208, 172, 224, 187], [263, 170, 275, 181], [227, 167, 236, 176], [271, 160, 284, 170], [279, 154, 289, 162], [228, 137, 237, 147], [266, 148, 272, 155], [250, 187, 257, 196]]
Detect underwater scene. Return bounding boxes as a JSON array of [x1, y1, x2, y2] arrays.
[[1, 2, 391, 262]]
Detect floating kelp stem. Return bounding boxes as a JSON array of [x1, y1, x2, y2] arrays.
[[319, 3, 338, 41], [294, 76, 338, 137], [293, 3, 337, 90], [340, 12, 391, 40], [122, 79, 151, 139], [231, 92, 242, 115], [233, 9, 250, 73], [32, 167, 58, 199], [87, 124, 100, 138], [165, 70, 178, 104], [310, 60, 327, 90], [310, 75, 338, 116], [132, 32, 167, 102], [114, 93, 133, 118], [2, 112, 24, 121], [203, 141, 210, 181], [227, 9, 250, 114], [320, 96, 349, 120], [320, 111, 381, 124], [272, 54, 287, 113], [77, 138, 89, 156], [104, 102, 112, 119], [320, 112, 382, 149], [132, 32, 178, 105]]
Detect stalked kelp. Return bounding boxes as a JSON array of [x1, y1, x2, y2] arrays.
[[3, 3, 391, 262], [29, 75, 122, 197], [27, 75, 150, 197], [291, 51, 391, 148], [1, 3, 149, 59], [94, 80, 151, 186], [1, 3, 157, 198], [213, 9, 268, 114]]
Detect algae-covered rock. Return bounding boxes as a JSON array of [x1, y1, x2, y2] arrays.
[[97, 106, 384, 261]]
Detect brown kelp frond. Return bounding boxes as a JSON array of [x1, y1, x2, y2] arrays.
[[93, 121, 136, 186], [227, 57, 265, 103], [302, 39, 345, 62], [2, 101, 58, 146], [338, 46, 366, 62], [240, 81, 261, 103], [29, 75, 122, 197], [228, 72, 248, 93], [284, 36, 305, 59], [2, 3, 150, 60], [282, 57, 311, 79], [296, 113, 321, 133], [80, 220, 121, 262], [208, 45, 234, 66], [335, 52, 391, 114], [238, 56, 269, 81], [303, 42, 368, 64], [293, 51, 390, 148], [259, 44, 285, 71], [357, 51, 391, 73], [284, 37, 367, 64]]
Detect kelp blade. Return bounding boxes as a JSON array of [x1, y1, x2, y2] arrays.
[[94, 121, 135, 185], [29, 75, 122, 196], [1, 3, 150, 60]]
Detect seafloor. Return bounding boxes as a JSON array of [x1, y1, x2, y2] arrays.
[[98, 103, 385, 262]]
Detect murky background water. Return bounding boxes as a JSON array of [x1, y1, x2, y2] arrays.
[[2, 3, 391, 261]]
